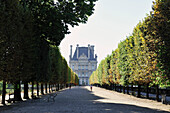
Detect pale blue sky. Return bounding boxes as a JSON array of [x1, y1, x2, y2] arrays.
[[59, 0, 153, 65]]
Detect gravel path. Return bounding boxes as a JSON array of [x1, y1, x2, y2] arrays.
[[0, 86, 170, 113]]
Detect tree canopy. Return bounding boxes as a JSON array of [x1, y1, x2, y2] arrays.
[[89, 0, 170, 87]]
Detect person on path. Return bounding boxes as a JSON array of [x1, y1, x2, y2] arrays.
[[90, 84, 92, 91]]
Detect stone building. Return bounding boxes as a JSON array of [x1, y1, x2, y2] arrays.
[[69, 44, 97, 85]]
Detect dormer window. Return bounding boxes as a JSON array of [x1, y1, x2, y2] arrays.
[[72, 65, 74, 70]]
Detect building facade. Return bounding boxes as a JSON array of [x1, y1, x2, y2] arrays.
[[69, 44, 97, 85]]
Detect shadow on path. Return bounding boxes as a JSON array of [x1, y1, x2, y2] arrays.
[[0, 86, 169, 113]]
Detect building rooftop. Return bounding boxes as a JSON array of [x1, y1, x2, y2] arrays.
[[72, 46, 96, 61]]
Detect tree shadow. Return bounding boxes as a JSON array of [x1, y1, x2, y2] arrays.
[[0, 86, 169, 113], [73, 86, 170, 113]]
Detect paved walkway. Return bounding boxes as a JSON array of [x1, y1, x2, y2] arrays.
[[0, 86, 170, 113]]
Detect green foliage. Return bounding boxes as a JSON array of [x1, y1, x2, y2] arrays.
[[0, 0, 30, 83], [20, 0, 98, 46], [89, 0, 170, 87], [97, 60, 104, 85], [0, 0, 100, 86], [147, 0, 170, 86], [48, 46, 77, 85]]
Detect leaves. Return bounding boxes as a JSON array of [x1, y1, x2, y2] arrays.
[[89, 0, 170, 87], [0, 0, 100, 85]]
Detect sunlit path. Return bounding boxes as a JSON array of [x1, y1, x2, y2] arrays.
[[1, 86, 170, 113]]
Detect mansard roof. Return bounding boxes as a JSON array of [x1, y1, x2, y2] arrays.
[[72, 47, 95, 61]]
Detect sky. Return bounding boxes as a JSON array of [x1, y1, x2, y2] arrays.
[[59, 0, 153, 66]]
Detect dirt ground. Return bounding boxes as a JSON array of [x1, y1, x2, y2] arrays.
[[88, 86, 170, 112], [0, 86, 169, 113]]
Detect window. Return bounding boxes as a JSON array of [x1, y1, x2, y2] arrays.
[[82, 65, 84, 70], [82, 72, 84, 76], [78, 65, 81, 70], [92, 65, 95, 70], [72, 65, 74, 70], [79, 79, 82, 84], [86, 79, 88, 85], [82, 79, 84, 84], [86, 72, 88, 76], [86, 65, 88, 70]]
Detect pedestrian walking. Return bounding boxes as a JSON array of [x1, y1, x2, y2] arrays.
[[90, 84, 92, 91]]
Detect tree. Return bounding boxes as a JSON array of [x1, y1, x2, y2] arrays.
[[146, 0, 170, 86], [0, 0, 28, 102]]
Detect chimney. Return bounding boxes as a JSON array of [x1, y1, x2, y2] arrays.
[[95, 54, 97, 59], [88, 44, 90, 59], [91, 45, 94, 59], [77, 44, 79, 59], [70, 45, 72, 59]]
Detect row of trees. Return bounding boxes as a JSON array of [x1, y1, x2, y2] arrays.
[[90, 0, 170, 88], [48, 45, 79, 86], [0, 0, 97, 104]]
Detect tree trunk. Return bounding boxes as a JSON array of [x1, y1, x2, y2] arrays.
[[49, 84, 50, 93], [24, 82, 29, 99], [146, 83, 149, 99], [45, 83, 47, 93], [14, 81, 22, 101], [131, 84, 134, 95], [41, 83, 44, 95], [66, 84, 68, 88], [58, 84, 60, 91], [123, 86, 125, 94], [137, 84, 141, 98], [37, 82, 39, 97], [50, 84, 53, 92], [119, 85, 122, 92], [2, 80, 6, 105], [55, 84, 57, 91], [56, 84, 58, 91], [156, 85, 159, 101], [115, 84, 116, 91], [31, 81, 34, 98], [110, 84, 112, 90], [127, 85, 129, 94]]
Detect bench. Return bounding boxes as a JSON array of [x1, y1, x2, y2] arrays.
[[31, 92, 38, 99], [161, 94, 167, 104], [6, 92, 15, 103], [6, 98, 17, 103], [52, 89, 56, 92], [47, 93, 57, 102]]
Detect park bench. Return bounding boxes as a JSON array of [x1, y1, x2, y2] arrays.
[[47, 93, 57, 102], [52, 89, 56, 92], [160, 87, 169, 104], [161, 94, 167, 104], [6, 92, 16, 103], [31, 92, 39, 99]]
